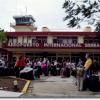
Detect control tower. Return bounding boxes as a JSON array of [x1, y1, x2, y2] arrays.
[[10, 15, 37, 32]]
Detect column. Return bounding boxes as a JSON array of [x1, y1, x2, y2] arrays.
[[23, 36, 27, 43], [47, 36, 53, 44], [18, 36, 23, 44], [27, 36, 32, 44]]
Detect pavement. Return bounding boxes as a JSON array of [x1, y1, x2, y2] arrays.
[[0, 76, 100, 98], [0, 90, 23, 97], [20, 76, 100, 98]]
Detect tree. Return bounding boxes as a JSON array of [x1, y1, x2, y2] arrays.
[[95, 22, 100, 32], [0, 28, 6, 58], [63, 0, 100, 29], [0, 28, 6, 48]]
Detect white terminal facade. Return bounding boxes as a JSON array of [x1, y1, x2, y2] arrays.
[[2, 15, 100, 63]]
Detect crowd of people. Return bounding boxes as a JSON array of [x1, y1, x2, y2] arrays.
[[14, 56, 77, 78], [0, 53, 100, 91]]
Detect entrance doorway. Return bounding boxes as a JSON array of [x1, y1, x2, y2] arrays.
[[25, 52, 56, 62], [25, 52, 83, 63]]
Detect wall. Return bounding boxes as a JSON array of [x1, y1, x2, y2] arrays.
[[83, 26, 92, 32], [42, 27, 49, 32], [77, 36, 84, 43], [13, 53, 25, 59], [14, 26, 33, 32]]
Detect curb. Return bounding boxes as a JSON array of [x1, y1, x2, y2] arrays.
[[21, 80, 30, 93], [8, 76, 31, 93]]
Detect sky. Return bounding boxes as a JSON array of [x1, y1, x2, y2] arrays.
[[0, 0, 92, 32]]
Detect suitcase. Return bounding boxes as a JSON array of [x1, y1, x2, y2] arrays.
[[88, 75, 100, 92], [20, 67, 34, 80], [20, 70, 34, 80], [82, 77, 90, 91]]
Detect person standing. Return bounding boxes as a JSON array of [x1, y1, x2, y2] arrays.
[[83, 53, 93, 80], [70, 60, 76, 76], [37, 58, 42, 76], [60, 59, 71, 78], [33, 58, 41, 79], [60, 59, 66, 78], [14, 56, 26, 77], [53, 60, 57, 76], [76, 58, 84, 91], [46, 58, 50, 76], [77, 58, 83, 68], [82, 53, 93, 91], [65, 59, 71, 77]]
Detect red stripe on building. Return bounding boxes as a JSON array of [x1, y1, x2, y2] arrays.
[[6, 32, 97, 36], [16, 23, 32, 26]]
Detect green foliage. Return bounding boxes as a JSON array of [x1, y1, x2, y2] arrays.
[[95, 22, 100, 32], [63, 0, 100, 28], [0, 29, 6, 42]]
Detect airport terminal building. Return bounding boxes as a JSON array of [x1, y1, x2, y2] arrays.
[[2, 15, 100, 63]]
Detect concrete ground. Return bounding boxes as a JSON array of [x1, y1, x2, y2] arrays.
[[20, 76, 100, 98], [0, 90, 23, 97]]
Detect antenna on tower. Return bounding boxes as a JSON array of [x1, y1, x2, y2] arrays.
[[25, 6, 27, 15]]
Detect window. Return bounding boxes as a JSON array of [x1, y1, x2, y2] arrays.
[[36, 37, 47, 43], [53, 39, 58, 43], [8, 37, 17, 43], [13, 37, 17, 43], [32, 39, 36, 43], [27, 36, 31, 40], [8, 38, 13, 43], [67, 39, 72, 44], [56, 37, 77, 44], [84, 37, 100, 44], [16, 18, 21, 24]]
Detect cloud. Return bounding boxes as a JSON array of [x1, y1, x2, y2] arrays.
[[0, 0, 70, 31]]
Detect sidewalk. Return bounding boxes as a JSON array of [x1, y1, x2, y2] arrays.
[[20, 76, 100, 97], [1, 76, 100, 98], [0, 90, 23, 97]]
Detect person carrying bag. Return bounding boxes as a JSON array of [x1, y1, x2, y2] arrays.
[[15, 56, 26, 77]]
